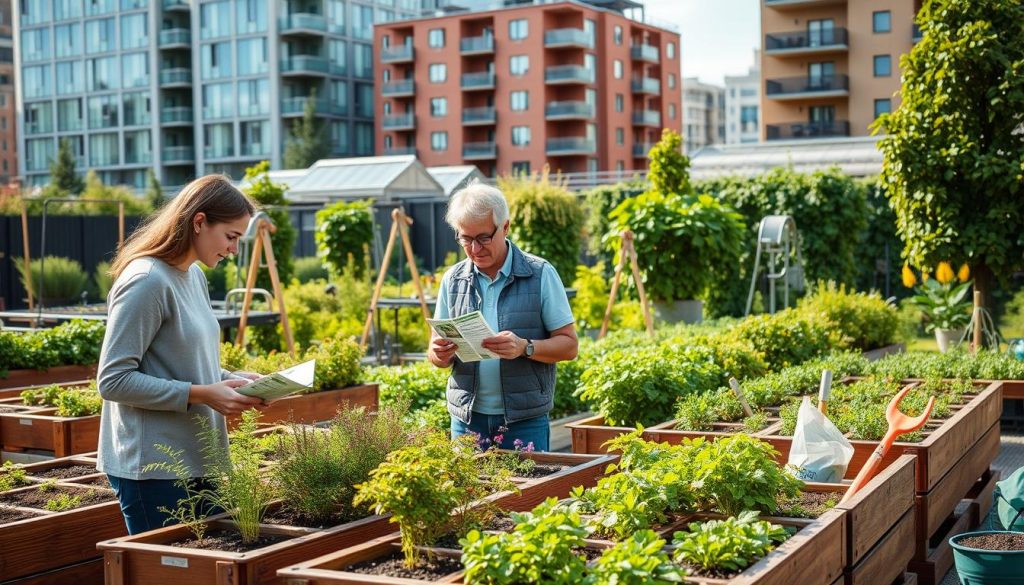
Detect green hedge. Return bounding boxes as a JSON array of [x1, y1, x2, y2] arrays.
[[0, 320, 106, 376], [796, 281, 901, 351]]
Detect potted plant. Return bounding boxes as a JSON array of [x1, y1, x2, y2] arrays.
[[951, 468, 1024, 582], [903, 261, 972, 352]]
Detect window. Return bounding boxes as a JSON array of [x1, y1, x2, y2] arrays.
[[54, 24, 81, 58], [327, 0, 345, 34], [200, 1, 231, 40], [202, 82, 234, 119], [355, 83, 374, 117], [238, 79, 269, 116], [86, 0, 115, 15], [615, 128, 624, 145], [430, 131, 448, 151], [240, 121, 270, 156], [21, 28, 50, 62], [353, 43, 373, 78], [353, 5, 374, 40], [873, 11, 892, 33], [237, 0, 268, 33], [331, 80, 348, 114], [874, 98, 892, 118], [55, 0, 82, 19], [808, 19, 835, 47], [740, 105, 758, 132], [328, 39, 347, 75], [57, 98, 83, 131], [202, 42, 231, 79], [429, 63, 447, 83], [122, 53, 148, 88], [510, 55, 528, 76], [874, 54, 892, 77], [56, 61, 84, 95], [668, 74, 676, 89], [613, 60, 623, 79], [509, 19, 528, 41], [238, 38, 268, 75], [122, 92, 149, 126], [428, 28, 445, 48], [121, 13, 148, 49], [613, 25, 622, 45], [615, 94, 624, 112], [124, 130, 151, 164], [666, 42, 675, 59], [510, 90, 528, 111], [511, 126, 530, 146], [354, 122, 373, 154], [89, 133, 119, 166], [204, 123, 234, 158], [669, 104, 677, 120], [24, 102, 53, 134], [85, 18, 115, 53], [87, 57, 119, 91], [512, 161, 530, 174], [430, 97, 447, 117]]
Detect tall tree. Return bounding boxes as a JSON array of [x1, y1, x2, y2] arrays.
[[145, 168, 166, 210], [283, 88, 331, 169], [875, 0, 1024, 302], [50, 138, 84, 195]]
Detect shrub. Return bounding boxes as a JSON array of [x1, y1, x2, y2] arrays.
[[293, 257, 330, 283], [569, 262, 645, 333], [726, 308, 836, 371], [315, 199, 374, 279], [687, 434, 803, 516], [366, 360, 448, 413], [308, 333, 363, 390], [866, 348, 1024, 381], [581, 181, 645, 267], [607, 193, 745, 303], [498, 169, 584, 284], [16, 256, 89, 304], [0, 320, 105, 374], [94, 261, 113, 301], [797, 281, 901, 350], [647, 128, 692, 196]]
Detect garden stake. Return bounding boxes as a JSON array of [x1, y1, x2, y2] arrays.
[[817, 370, 833, 415], [598, 230, 654, 340], [728, 377, 755, 418], [840, 384, 935, 503]]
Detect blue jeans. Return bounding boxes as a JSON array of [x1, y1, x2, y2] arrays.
[[451, 412, 550, 452], [107, 475, 219, 535]]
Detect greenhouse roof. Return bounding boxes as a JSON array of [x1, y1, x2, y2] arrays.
[[427, 166, 485, 196], [690, 136, 883, 179], [244, 156, 445, 203]]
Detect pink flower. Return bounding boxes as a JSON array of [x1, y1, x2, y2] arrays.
[[492, 434, 504, 445], [513, 438, 524, 449], [524, 442, 535, 453]]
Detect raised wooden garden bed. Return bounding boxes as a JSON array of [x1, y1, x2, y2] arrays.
[[0, 406, 101, 457], [0, 475, 126, 582], [0, 365, 97, 392], [226, 383, 380, 428], [97, 451, 612, 585]]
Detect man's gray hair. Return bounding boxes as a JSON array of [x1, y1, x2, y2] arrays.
[[445, 180, 510, 229]]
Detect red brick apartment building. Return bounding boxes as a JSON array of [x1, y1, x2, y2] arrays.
[[374, 0, 682, 177], [0, 0, 15, 186]]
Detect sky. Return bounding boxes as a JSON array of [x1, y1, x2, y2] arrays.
[[638, 0, 760, 86]]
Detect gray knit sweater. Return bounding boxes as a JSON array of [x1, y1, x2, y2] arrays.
[[97, 257, 230, 480]]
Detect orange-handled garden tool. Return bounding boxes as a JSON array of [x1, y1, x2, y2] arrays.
[[840, 384, 935, 503]]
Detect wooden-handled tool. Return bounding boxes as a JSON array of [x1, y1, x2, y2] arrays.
[[817, 370, 833, 415], [729, 377, 755, 418]]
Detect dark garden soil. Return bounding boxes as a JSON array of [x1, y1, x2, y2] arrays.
[[28, 465, 99, 480], [682, 563, 742, 579], [0, 485, 112, 510], [347, 550, 462, 579], [0, 506, 40, 523], [261, 506, 366, 530], [434, 514, 518, 548], [512, 463, 569, 479], [959, 532, 1024, 551], [170, 529, 292, 552], [777, 490, 838, 518]]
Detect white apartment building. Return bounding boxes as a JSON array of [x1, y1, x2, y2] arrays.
[[724, 49, 759, 145], [682, 76, 724, 156]]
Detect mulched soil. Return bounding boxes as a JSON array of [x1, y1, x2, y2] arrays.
[[776, 491, 838, 518], [169, 528, 292, 552], [958, 532, 1024, 551], [0, 485, 113, 510], [261, 506, 364, 530], [0, 506, 41, 523], [512, 463, 569, 479], [28, 465, 99, 480], [346, 550, 462, 579]]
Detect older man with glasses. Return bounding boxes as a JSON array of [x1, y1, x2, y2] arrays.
[[427, 181, 577, 451]]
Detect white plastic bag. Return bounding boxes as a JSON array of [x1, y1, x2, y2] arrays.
[[786, 396, 854, 483]]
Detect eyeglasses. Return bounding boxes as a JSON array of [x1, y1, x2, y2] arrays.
[[455, 225, 499, 248]]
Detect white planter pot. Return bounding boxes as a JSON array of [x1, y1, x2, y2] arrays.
[[652, 299, 703, 325], [935, 327, 966, 353]]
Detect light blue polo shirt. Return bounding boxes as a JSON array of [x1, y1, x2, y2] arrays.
[[435, 241, 575, 415]]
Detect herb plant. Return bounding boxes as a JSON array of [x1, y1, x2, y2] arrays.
[[672, 510, 790, 576], [143, 444, 211, 540], [43, 492, 82, 512], [0, 461, 30, 491], [205, 409, 276, 543], [584, 529, 686, 585]]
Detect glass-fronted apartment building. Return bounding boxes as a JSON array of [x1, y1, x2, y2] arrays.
[[15, 0, 419, 189]]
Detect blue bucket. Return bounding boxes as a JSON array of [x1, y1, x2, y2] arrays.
[[950, 531, 1024, 585]]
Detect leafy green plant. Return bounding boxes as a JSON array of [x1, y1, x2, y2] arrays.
[[569, 262, 645, 333], [308, 333, 363, 391], [0, 319, 105, 373], [315, 199, 374, 279], [43, 492, 82, 512], [0, 461, 30, 491], [94, 261, 113, 300], [499, 168, 584, 284], [585, 529, 686, 585], [906, 273, 973, 332], [726, 308, 837, 371], [647, 128, 692, 196], [460, 498, 590, 585], [797, 281, 901, 350], [292, 256, 330, 283], [673, 393, 721, 431], [687, 434, 803, 517], [54, 387, 102, 417], [16, 256, 89, 304], [367, 360, 448, 413], [672, 510, 790, 576], [742, 412, 771, 434]]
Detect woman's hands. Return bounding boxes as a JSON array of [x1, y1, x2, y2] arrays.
[[190, 379, 265, 415]]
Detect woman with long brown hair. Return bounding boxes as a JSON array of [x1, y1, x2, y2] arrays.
[[97, 175, 264, 534]]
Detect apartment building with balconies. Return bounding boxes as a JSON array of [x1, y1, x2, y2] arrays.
[[374, 0, 682, 177], [0, 0, 15, 185], [724, 49, 759, 145], [14, 0, 418, 189], [761, 0, 920, 141], [682, 77, 724, 155]]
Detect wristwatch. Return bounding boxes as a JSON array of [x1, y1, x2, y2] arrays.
[[523, 339, 535, 358]]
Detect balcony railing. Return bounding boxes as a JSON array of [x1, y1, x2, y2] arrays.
[[461, 71, 496, 90], [632, 110, 662, 127], [546, 137, 596, 155], [204, 146, 234, 159], [383, 146, 417, 156], [281, 97, 333, 115], [382, 80, 415, 96], [766, 120, 850, 140], [163, 0, 189, 10], [159, 68, 192, 86], [764, 0, 845, 8], [462, 107, 496, 124], [162, 145, 195, 162], [630, 44, 660, 63], [545, 65, 594, 84], [381, 45, 414, 63], [382, 113, 415, 130], [460, 35, 494, 54], [631, 77, 661, 94], [765, 27, 848, 53], [765, 74, 849, 97], [24, 122, 53, 134], [125, 151, 153, 165], [545, 101, 595, 119], [463, 142, 497, 159], [160, 106, 193, 124], [633, 143, 654, 157], [544, 28, 594, 49], [281, 55, 329, 75], [159, 28, 191, 47], [279, 13, 328, 34], [241, 143, 271, 157]]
